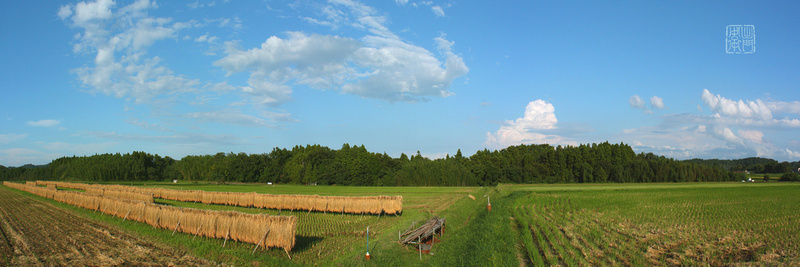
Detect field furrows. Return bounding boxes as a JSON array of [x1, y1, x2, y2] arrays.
[[512, 186, 800, 266], [0, 186, 209, 266]]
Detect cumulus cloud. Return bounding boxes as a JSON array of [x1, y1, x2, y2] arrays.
[[630, 95, 666, 113], [218, 29, 468, 104], [215, 32, 361, 106], [650, 96, 665, 109], [27, 119, 61, 127], [484, 100, 574, 149], [343, 34, 468, 101], [617, 89, 800, 160], [711, 126, 743, 145], [701, 89, 800, 127], [701, 89, 772, 120], [245, 0, 469, 103], [629, 95, 645, 109], [623, 89, 800, 160], [72, 0, 115, 26]]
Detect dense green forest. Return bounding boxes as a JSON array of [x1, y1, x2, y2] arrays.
[[686, 157, 800, 174], [0, 142, 774, 186]]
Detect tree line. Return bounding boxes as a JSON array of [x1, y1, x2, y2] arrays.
[[1, 142, 753, 186], [685, 157, 800, 174]]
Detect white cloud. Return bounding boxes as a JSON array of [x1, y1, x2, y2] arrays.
[[622, 124, 732, 159], [712, 127, 743, 145], [222, 9, 469, 104], [701, 89, 800, 128], [395, 0, 409, 5], [215, 32, 360, 98], [0, 134, 28, 144], [701, 89, 772, 120], [629, 95, 645, 109], [57, 5, 73, 20], [650, 96, 665, 109], [431, 6, 445, 17], [511, 100, 558, 130], [621, 90, 799, 160], [27, 119, 61, 127], [630, 95, 666, 113], [738, 130, 763, 144], [785, 149, 800, 159], [345, 34, 468, 101], [72, 0, 114, 26], [484, 100, 575, 149], [271, 1, 469, 102], [61, 0, 200, 104], [766, 100, 800, 115], [194, 34, 218, 43]]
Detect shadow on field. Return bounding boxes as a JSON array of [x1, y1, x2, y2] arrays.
[[294, 236, 324, 252]]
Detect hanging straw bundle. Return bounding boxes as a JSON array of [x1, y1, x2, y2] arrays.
[[143, 204, 162, 227]]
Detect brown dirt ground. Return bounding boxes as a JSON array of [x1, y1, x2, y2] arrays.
[[0, 185, 212, 266]]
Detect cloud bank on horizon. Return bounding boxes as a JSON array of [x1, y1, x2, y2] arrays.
[[488, 89, 800, 160], [1, 0, 799, 166]]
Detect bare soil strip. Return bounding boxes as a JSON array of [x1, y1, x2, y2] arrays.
[[0, 186, 210, 266]]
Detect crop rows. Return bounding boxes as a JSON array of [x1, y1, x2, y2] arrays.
[[512, 185, 800, 266]]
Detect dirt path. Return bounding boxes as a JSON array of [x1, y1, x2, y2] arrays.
[[0, 185, 211, 266]]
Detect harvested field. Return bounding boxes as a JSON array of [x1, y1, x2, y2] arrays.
[[0, 184, 209, 266], [508, 184, 800, 266], [5, 182, 297, 252]]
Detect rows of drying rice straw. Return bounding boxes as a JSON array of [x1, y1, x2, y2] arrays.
[[5, 181, 56, 198], [91, 182, 400, 214], [2, 181, 297, 252], [36, 181, 92, 191], [85, 187, 154, 203], [150, 189, 403, 215], [26, 181, 403, 214]]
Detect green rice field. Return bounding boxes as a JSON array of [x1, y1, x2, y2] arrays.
[[3, 181, 799, 266]]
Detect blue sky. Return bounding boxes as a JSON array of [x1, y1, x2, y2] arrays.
[[1, 0, 799, 166]]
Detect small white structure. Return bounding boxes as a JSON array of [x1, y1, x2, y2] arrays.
[[172, 179, 178, 183], [267, 182, 273, 185]]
